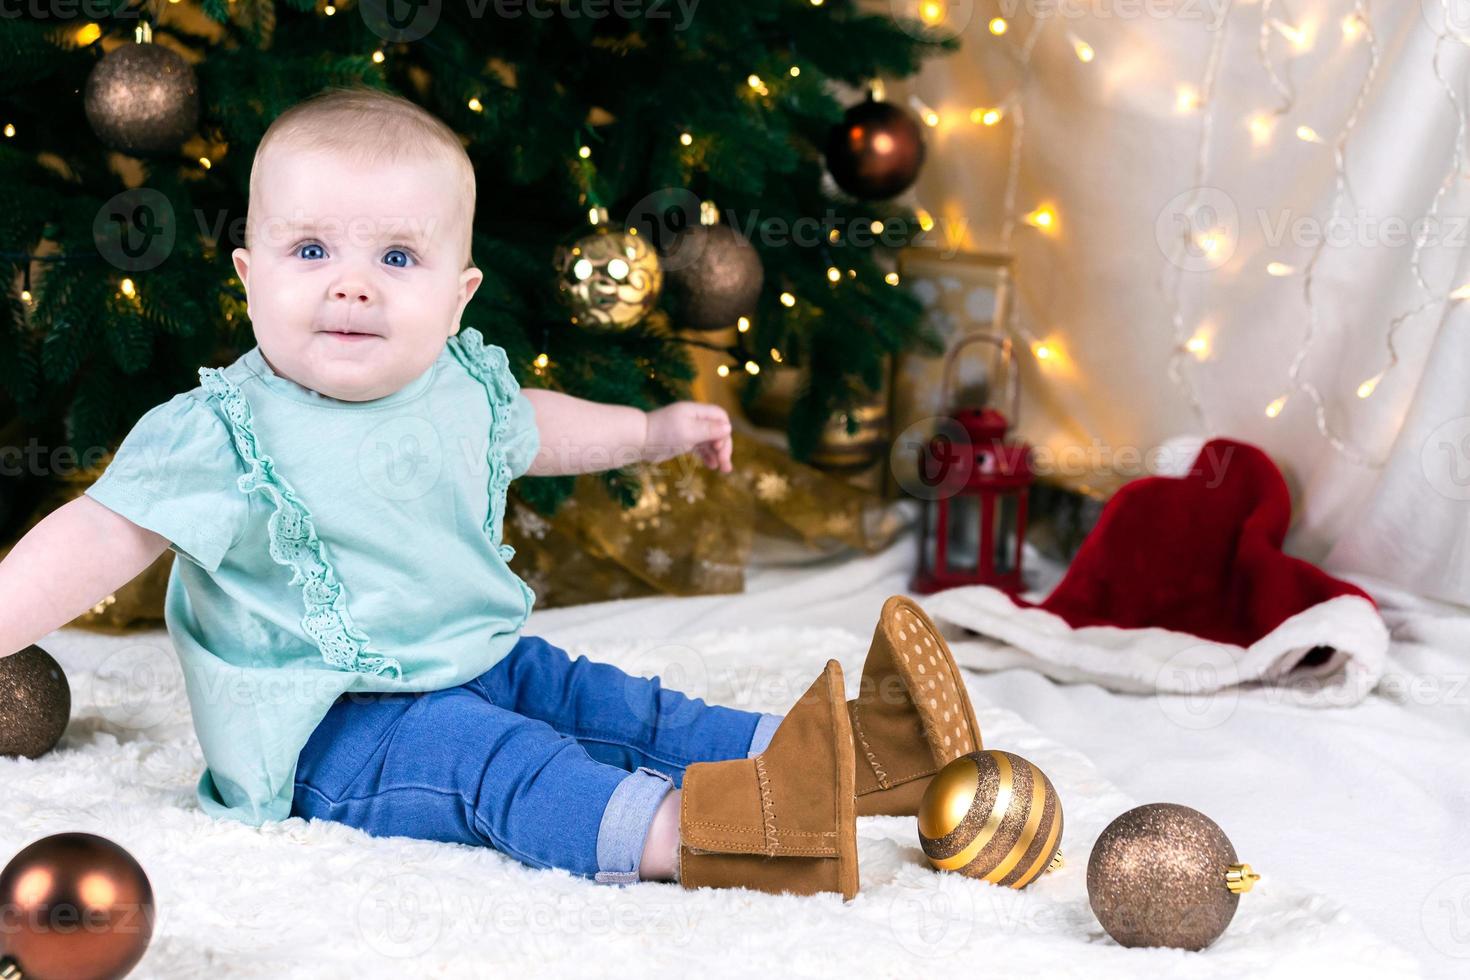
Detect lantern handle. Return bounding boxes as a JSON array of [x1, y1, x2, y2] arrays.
[[940, 332, 1020, 424]]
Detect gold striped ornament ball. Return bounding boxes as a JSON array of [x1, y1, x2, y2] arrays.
[[917, 750, 1063, 888]]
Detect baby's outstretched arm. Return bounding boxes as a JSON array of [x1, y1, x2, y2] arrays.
[[0, 496, 170, 659], [521, 389, 733, 477]]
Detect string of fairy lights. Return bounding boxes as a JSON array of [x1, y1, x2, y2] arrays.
[[903, 0, 1470, 470]]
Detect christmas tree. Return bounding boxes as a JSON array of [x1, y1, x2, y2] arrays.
[[0, 1, 952, 518]]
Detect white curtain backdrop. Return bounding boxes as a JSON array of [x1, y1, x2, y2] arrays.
[[884, 0, 1470, 604]]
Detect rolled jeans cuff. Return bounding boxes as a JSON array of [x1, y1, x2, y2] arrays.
[[746, 712, 783, 758], [593, 766, 675, 885]]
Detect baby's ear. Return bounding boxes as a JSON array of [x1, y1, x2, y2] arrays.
[[231, 248, 250, 286]]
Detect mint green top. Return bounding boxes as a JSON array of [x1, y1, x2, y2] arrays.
[[83, 328, 540, 826]]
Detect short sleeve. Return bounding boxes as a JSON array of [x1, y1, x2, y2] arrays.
[[503, 390, 540, 480], [83, 392, 249, 572]]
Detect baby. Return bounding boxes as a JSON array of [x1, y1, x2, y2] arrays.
[[0, 87, 983, 899]]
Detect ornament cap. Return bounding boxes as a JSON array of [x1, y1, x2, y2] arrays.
[[1225, 863, 1260, 894]]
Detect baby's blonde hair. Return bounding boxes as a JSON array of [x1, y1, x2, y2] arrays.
[[247, 85, 477, 269]]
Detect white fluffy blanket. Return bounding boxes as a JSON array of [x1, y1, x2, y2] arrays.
[[4, 623, 1417, 978]]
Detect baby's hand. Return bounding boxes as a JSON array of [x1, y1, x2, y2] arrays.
[[644, 402, 733, 473]]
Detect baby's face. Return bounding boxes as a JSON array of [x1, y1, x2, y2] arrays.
[[232, 145, 482, 402]]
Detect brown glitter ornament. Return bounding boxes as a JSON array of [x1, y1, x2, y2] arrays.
[[1087, 803, 1260, 951], [555, 208, 663, 333], [825, 95, 926, 201], [0, 833, 155, 980], [663, 203, 764, 332], [0, 645, 71, 760], [83, 27, 200, 158], [917, 749, 1063, 888]]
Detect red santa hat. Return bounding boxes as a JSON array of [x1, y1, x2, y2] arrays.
[[921, 438, 1389, 707]]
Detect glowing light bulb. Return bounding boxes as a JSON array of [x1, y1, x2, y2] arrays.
[[1070, 34, 1095, 63], [679, 132, 693, 146], [578, 144, 592, 158], [1033, 342, 1055, 361], [918, 1, 945, 26], [770, 348, 783, 362], [909, 96, 939, 128], [717, 364, 731, 377], [198, 156, 211, 169], [810, 0, 823, 6], [1249, 113, 1275, 147], [534, 353, 550, 369], [971, 107, 1003, 126], [372, 50, 385, 64], [1270, 19, 1309, 51], [467, 97, 484, 113], [989, 17, 1008, 36], [20, 289, 32, 303], [75, 23, 101, 45], [1356, 372, 1383, 399], [915, 208, 935, 232], [747, 74, 769, 96], [1265, 395, 1288, 418], [779, 291, 796, 307], [1195, 229, 1226, 258], [1024, 205, 1057, 231], [789, 66, 800, 77], [737, 316, 751, 332], [324, 4, 336, 15], [1185, 332, 1211, 359], [826, 266, 841, 283], [119, 278, 137, 299], [1296, 125, 1324, 144], [1342, 14, 1365, 41], [1176, 85, 1201, 113], [2, 124, 13, 138], [885, 272, 901, 286], [745, 361, 761, 375], [1267, 262, 1296, 277]]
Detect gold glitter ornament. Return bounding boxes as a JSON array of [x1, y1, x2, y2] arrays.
[[555, 207, 663, 332], [84, 25, 200, 157], [0, 644, 71, 759], [1087, 802, 1260, 951], [917, 749, 1063, 888]]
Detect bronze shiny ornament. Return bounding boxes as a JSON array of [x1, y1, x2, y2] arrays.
[[83, 35, 199, 157], [1087, 802, 1259, 951], [555, 208, 663, 333], [918, 750, 1063, 888], [0, 833, 155, 980], [825, 96, 926, 201], [810, 397, 890, 473], [0, 645, 71, 759], [665, 222, 764, 332]]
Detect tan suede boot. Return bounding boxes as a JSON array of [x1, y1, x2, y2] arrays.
[[677, 659, 860, 901], [849, 595, 983, 817]]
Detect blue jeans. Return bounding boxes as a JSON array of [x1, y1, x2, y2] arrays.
[[291, 634, 783, 885]]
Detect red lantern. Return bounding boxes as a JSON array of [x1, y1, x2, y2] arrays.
[[910, 333, 1033, 595]]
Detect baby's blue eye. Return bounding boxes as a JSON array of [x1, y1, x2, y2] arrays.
[[384, 249, 413, 268], [297, 243, 326, 260]]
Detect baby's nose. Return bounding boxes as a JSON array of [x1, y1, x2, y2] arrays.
[[332, 282, 372, 304]]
